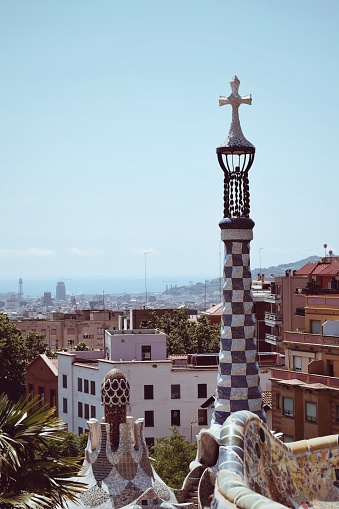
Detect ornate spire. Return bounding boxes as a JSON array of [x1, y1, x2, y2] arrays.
[[218, 75, 254, 150], [217, 76, 255, 219]]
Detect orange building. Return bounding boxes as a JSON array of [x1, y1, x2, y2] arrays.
[[270, 257, 339, 441], [26, 354, 58, 415]]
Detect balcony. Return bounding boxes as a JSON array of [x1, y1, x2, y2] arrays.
[[264, 293, 282, 304], [265, 333, 282, 345], [295, 286, 339, 296], [265, 311, 282, 326]]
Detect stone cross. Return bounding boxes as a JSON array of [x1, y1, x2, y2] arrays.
[[219, 76, 254, 148]]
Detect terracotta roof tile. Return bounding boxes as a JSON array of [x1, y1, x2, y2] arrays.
[[295, 262, 319, 276], [317, 262, 339, 276]]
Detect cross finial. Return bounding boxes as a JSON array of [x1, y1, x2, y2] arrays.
[[219, 75, 254, 149]]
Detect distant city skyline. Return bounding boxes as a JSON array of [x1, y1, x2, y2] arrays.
[[1, 1, 338, 279]]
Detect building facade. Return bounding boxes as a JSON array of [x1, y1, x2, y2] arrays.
[[270, 258, 339, 440], [57, 353, 218, 444], [26, 354, 58, 414], [16, 309, 123, 350]]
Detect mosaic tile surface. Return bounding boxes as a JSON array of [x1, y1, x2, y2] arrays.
[[213, 411, 339, 509], [213, 237, 264, 424]]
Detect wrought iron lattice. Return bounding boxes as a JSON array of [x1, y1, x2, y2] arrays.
[[217, 151, 254, 218]]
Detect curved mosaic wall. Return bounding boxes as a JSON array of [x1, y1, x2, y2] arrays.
[[214, 411, 339, 509]]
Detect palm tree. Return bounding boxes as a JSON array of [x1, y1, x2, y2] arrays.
[[0, 393, 86, 508]]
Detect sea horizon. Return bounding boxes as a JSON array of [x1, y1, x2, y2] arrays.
[[0, 274, 218, 298]]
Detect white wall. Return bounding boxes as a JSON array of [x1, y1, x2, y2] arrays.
[[105, 329, 167, 362], [58, 353, 217, 441]]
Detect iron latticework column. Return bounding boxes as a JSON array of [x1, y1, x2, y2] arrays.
[[213, 76, 265, 425]]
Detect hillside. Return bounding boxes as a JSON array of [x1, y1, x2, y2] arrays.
[[163, 255, 320, 297]]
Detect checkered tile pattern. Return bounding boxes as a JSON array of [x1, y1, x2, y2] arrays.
[[213, 238, 265, 425]]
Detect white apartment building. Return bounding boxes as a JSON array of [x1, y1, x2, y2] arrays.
[[105, 328, 167, 361], [58, 354, 218, 444]]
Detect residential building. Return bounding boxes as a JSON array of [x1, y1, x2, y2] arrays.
[[270, 257, 339, 440], [15, 309, 123, 350], [58, 353, 218, 443], [26, 354, 58, 414], [105, 328, 167, 361]]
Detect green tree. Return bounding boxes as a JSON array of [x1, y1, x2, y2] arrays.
[[150, 427, 197, 488], [0, 315, 28, 402], [0, 315, 48, 401], [192, 314, 220, 353], [40, 431, 89, 459], [75, 342, 90, 351], [0, 393, 85, 508], [24, 331, 48, 360], [147, 309, 220, 355]]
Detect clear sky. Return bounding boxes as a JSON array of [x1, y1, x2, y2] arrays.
[[1, 0, 339, 282]]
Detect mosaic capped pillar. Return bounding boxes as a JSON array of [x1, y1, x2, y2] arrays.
[[213, 76, 265, 425], [101, 368, 130, 449]]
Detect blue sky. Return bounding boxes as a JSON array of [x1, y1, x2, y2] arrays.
[[1, 0, 339, 281]]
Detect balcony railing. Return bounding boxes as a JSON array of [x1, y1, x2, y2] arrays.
[[264, 312, 282, 325], [284, 331, 339, 346], [295, 286, 339, 296], [264, 294, 282, 303], [265, 333, 282, 345], [271, 368, 339, 389]]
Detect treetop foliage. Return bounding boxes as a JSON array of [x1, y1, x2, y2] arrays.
[[0, 314, 48, 401], [150, 427, 197, 489], [145, 308, 220, 355]]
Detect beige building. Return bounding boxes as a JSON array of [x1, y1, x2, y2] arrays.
[[16, 309, 124, 350]]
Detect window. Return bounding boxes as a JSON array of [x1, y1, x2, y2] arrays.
[[171, 410, 181, 426], [171, 384, 181, 399], [63, 398, 68, 413], [311, 320, 321, 334], [78, 378, 82, 392], [305, 402, 317, 422], [84, 404, 89, 420], [283, 397, 294, 417], [83, 334, 94, 339], [293, 356, 302, 372], [145, 437, 154, 449], [29, 384, 34, 400], [90, 381, 95, 395], [50, 389, 56, 407], [38, 386, 45, 405], [97, 327, 104, 334], [145, 411, 154, 427], [91, 405, 96, 418], [78, 402, 83, 418], [328, 360, 334, 377], [142, 345, 151, 360], [276, 393, 281, 409], [62, 375, 67, 388], [84, 379, 89, 394], [144, 385, 154, 399], [78, 427, 83, 435], [198, 384, 207, 399], [67, 328, 75, 334], [198, 409, 208, 426]]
